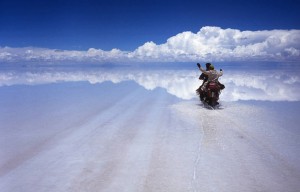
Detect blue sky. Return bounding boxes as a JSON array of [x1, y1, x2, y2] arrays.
[[0, 0, 299, 64], [0, 0, 299, 51]]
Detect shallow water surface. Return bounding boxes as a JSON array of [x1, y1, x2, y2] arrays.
[[1, 66, 300, 192]]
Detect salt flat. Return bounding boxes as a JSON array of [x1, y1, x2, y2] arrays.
[[0, 80, 299, 192]]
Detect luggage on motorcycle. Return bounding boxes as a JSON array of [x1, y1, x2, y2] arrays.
[[218, 82, 225, 90], [207, 82, 220, 91]]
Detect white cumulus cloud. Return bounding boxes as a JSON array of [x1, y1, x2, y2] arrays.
[[0, 26, 300, 64], [131, 27, 300, 62]]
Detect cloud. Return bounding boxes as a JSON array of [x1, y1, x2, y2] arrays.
[[1, 68, 300, 102], [131, 27, 300, 62], [1, 26, 300, 64], [0, 47, 130, 64]]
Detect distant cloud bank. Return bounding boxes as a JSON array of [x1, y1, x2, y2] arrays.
[[1, 26, 300, 64]]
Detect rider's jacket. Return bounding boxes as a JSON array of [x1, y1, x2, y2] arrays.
[[199, 67, 223, 82]]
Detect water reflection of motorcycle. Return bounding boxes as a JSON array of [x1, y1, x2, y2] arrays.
[[196, 63, 225, 107]]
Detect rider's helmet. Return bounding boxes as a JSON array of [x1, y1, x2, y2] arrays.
[[209, 64, 214, 70]]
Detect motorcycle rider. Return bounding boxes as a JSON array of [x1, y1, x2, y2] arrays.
[[197, 63, 223, 87], [197, 63, 224, 103]]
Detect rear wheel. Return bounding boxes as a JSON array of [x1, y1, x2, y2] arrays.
[[209, 91, 219, 107], [209, 99, 216, 107]]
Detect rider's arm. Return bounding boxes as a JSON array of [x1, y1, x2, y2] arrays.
[[218, 70, 223, 77], [197, 63, 210, 75], [199, 67, 210, 75]]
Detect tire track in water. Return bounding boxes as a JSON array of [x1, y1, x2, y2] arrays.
[[190, 103, 220, 192], [68, 88, 174, 192], [0, 84, 146, 192], [67, 87, 155, 191]]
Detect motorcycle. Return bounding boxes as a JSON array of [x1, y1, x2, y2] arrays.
[[196, 63, 224, 108], [198, 81, 221, 107]]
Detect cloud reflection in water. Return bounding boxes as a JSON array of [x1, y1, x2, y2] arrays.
[[1, 67, 299, 101]]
